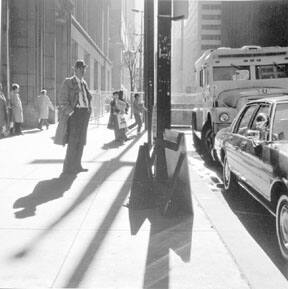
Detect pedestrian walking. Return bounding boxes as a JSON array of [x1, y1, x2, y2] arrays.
[[37, 89, 54, 130], [107, 91, 121, 143], [0, 83, 8, 138], [129, 93, 147, 134], [10, 83, 23, 135], [117, 90, 129, 141], [56, 60, 91, 175]]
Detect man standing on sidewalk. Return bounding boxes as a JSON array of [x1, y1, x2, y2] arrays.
[[59, 60, 91, 175], [129, 93, 147, 134]]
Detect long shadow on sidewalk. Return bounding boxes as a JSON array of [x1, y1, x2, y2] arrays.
[[129, 208, 193, 289], [11, 133, 142, 287], [13, 175, 76, 218]]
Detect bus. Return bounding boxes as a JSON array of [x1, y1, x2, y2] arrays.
[[191, 45, 288, 163]]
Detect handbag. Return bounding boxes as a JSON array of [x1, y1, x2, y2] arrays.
[[117, 114, 127, 129]]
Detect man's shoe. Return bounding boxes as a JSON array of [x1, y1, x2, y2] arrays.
[[77, 167, 88, 172], [60, 170, 77, 177]]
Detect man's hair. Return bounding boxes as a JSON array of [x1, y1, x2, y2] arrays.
[[134, 93, 139, 99], [11, 83, 20, 91]]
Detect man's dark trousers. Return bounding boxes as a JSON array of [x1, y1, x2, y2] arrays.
[[63, 107, 90, 173]]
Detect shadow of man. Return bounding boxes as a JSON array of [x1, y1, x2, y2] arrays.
[[13, 175, 76, 218]]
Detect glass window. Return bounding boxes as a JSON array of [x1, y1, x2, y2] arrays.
[[235, 105, 258, 135], [200, 69, 203, 87], [256, 63, 288, 79], [201, 34, 221, 40], [250, 104, 271, 140], [201, 45, 219, 50], [213, 66, 250, 81], [202, 4, 221, 10], [201, 24, 221, 30], [272, 103, 288, 141], [202, 14, 221, 20]]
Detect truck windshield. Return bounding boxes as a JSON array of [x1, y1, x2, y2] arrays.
[[256, 63, 288, 79], [213, 66, 250, 81]]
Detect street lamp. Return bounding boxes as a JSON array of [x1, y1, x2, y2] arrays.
[[131, 8, 144, 92]]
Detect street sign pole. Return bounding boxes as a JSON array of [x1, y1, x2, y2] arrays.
[[155, 0, 172, 181]]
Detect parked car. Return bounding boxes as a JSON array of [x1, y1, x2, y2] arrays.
[[214, 95, 288, 260]]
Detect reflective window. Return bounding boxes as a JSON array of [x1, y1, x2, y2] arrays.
[[213, 66, 250, 81], [250, 104, 270, 130], [234, 104, 258, 135], [256, 63, 288, 79], [272, 103, 288, 141]]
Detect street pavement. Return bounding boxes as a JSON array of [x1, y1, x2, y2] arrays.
[[0, 114, 287, 288]]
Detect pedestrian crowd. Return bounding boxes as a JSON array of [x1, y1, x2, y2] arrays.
[[107, 91, 146, 145], [0, 82, 55, 138], [1, 59, 147, 178]]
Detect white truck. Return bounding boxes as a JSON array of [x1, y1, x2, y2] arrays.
[[191, 45, 288, 163]]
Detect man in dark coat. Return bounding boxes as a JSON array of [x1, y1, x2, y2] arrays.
[[59, 60, 92, 175]]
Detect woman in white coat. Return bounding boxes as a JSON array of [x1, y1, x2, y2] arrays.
[[10, 83, 23, 135], [37, 89, 54, 130]]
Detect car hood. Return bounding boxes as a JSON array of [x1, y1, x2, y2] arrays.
[[218, 87, 288, 109]]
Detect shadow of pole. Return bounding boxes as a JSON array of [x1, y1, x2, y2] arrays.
[[64, 170, 134, 287], [128, 208, 193, 289], [11, 135, 141, 282]]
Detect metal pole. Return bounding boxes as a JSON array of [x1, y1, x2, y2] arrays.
[[144, 0, 154, 146], [139, 12, 143, 92], [155, 0, 172, 181]]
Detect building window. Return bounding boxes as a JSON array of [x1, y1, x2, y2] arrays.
[[201, 34, 221, 40], [202, 4, 221, 10], [201, 24, 221, 30], [84, 52, 90, 87], [71, 40, 78, 65], [101, 64, 106, 91], [201, 45, 219, 50], [202, 14, 221, 20], [94, 61, 99, 90]]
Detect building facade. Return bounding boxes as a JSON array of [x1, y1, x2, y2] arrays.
[[0, 0, 112, 128], [109, 0, 142, 94]]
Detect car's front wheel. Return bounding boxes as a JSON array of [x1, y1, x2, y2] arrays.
[[223, 156, 237, 192], [276, 195, 288, 260], [201, 122, 215, 165]]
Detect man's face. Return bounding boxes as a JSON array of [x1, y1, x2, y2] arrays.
[[75, 66, 86, 78]]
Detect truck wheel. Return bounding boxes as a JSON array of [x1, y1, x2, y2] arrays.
[[192, 130, 202, 153], [276, 195, 288, 261], [223, 156, 238, 192], [201, 122, 215, 164]]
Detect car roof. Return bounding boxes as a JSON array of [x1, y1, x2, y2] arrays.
[[247, 95, 288, 105]]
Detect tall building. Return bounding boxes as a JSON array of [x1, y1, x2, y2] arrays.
[[172, 0, 288, 94], [0, 0, 112, 128], [109, 0, 143, 93]]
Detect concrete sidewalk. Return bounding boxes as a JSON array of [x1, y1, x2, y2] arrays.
[[0, 114, 286, 288]]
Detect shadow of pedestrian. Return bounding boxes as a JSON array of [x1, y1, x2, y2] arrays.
[[13, 174, 76, 219], [101, 140, 124, 149]]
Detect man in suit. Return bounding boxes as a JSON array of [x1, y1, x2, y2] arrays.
[[59, 60, 92, 175]]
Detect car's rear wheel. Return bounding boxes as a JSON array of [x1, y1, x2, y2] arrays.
[[276, 195, 288, 260], [223, 156, 237, 192]]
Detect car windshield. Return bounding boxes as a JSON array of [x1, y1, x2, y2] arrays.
[[213, 66, 250, 81], [272, 103, 288, 141]]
